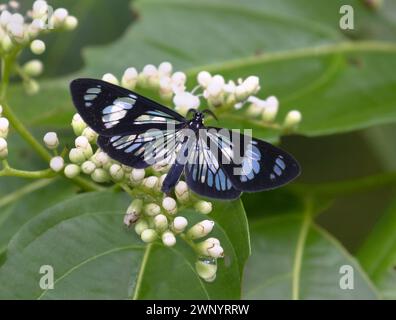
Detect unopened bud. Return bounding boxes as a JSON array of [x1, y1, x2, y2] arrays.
[[0, 117, 9, 138], [175, 181, 189, 202], [141, 228, 158, 243], [0, 138, 8, 159], [43, 132, 59, 149], [81, 160, 96, 174], [144, 203, 161, 216], [69, 148, 85, 164], [64, 164, 80, 178], [186, 220, 214, 239], [23, 60, 43, 77], [162, 231, 176, 247], [283, 110, 302, 130], [172, 216, 188, 233], [134, 219, 149, 235], [102, 73, 119, 85], [91, 168, 111, 183], [30, 39, 45, 55], [130, 168, 145, 184], [71, 113, 87, 136], [194, 200, 212, 215], [154, 214, 168, 231], [109, 164, 124, 181], [162, 197, 177, 215]]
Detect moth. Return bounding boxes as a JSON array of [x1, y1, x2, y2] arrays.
[[70, 78, 300, 200]]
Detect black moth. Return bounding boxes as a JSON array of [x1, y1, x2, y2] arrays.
[[70, 78, 300, 200]]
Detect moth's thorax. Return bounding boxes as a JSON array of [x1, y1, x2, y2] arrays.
[[188, 111, 204, 130]]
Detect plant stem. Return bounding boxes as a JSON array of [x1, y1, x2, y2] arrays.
[[0, 167, 55, 179]]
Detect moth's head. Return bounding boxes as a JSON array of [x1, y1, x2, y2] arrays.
[[186, 108, 218, 123]]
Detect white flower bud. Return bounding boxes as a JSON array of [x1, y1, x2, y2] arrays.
[[75, 136, 89, 149], [94, 151, 110, 167], [102, 73, 119, 85], [173, 92, 200, 115], [127, 199, 143, 215], [43, 131, 58, 149], [32, 1, 48, 19], [144, 203, 161, 216], [109, 164, 124, 181], [64, 164, 80, 178], [154, 214, 168, 231], [140, 64, 158, 88], [0, 138, 8, 159], [49, 156, 64, 172], [141, 229, 158, 243], [81, 160, 96, 175], [186, 220, 214, 239], [30, 39, 45, 55], [1, 35, 12, 52], [283, 110, 302, 129], [23, 60, 43, 77], [195, 259, 217, 282], [0, 105, 3, 115], [69, 147, 85, 164], [8, 22, 24, 41], [172, 216, 188, 233], [130, 168, 145, 184], [175, 181, 189, 202], [159, 77, 173, 100], [0, 11, 11, 27], [158, 62, 173, 76], [52, 8, 68, 26], [134, 219, 149, 235], [64, 16, 78, 30], [0, 117, 9, 138], [71, 113, 87, 136], [81, 127, 97, 142], [243, 76, 260, 95], [91, 168, 110, 183], [121, 67, 138, 90], [142, 176, 159, 189], [9, 1, 20, 10], [197, 71, 212, 88], [24, 79, 40, 95], [197, 238, 224, 258], [262, 105, 279, 123], [162, 231, 176, 247], [162, 197, 177, 215], [194, 200, 212, 215], [171, 71, 186, 94]]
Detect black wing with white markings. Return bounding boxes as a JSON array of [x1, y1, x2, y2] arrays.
[[205, 127, 300, 192], [70, 78, 186, 136]]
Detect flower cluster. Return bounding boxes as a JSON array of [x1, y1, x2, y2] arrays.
[[45, 112, 220, 282], [0, 0, 77, 94], [38, 60, 303, 282], [104, 63, 302, 130]]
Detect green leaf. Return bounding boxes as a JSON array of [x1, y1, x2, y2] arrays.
[[0, 191, 249, 299], [8, 0, 396, 140], [357, 198, 396, 299], [0, 179, 75, 259], [243, 211, 378, 299]]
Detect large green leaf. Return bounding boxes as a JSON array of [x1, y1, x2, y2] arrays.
[[357, 197, 396, 299], [243, 212, 378, 299], [7, 0, 396, 140], [0, 191, 249, 299]]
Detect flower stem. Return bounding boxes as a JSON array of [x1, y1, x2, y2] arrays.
[[0, 166, 55, 179]]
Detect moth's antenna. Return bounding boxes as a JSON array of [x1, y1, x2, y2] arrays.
[[202, 109, 218, 121], [186, 108, 197, 118]]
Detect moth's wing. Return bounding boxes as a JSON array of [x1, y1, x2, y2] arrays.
[[206, 127, 300, 192], [70, 78, 186, 136], [97, 128, 185, 168], [184, 131, 241, 200]]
